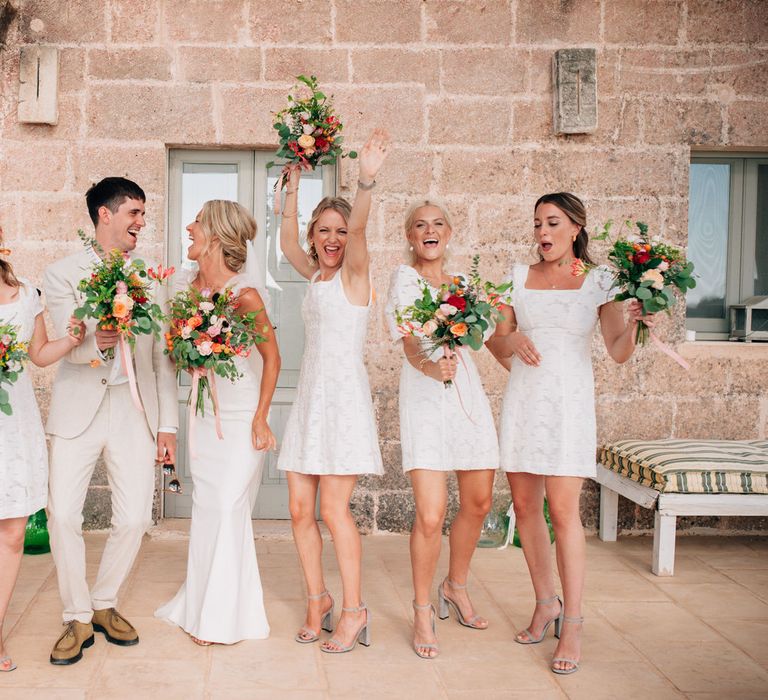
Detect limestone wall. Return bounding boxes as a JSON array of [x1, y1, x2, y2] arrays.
[[1, 0, 766, 533]]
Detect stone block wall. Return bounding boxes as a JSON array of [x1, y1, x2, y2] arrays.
[[1, 0, 766, 533]]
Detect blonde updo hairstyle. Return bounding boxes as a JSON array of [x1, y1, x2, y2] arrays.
[[305, 196, 352, 265], [198, 199, 257, 272], [403, 199, 454, 265]]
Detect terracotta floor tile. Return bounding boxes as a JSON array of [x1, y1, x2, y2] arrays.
[[654, 582, 768, 618], [709, 618, 768, 669]]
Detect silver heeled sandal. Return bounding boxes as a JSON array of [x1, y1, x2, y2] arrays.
[[514, 595, 563, 644], [0, 655, 17, 672], [437, 578, 488, 629], [295, 590, 334, 644], [412, 601, 439, 659], [320, 603, 370, 654], [551, 615, 583, 674]]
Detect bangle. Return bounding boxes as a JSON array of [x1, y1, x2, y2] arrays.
[[418, 358, 429, 374], [282, 210, 298, 218], [357, 179, 376, 191], [285, 188, 297, 194]]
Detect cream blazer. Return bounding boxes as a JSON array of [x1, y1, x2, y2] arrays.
[[43, 249, 178, 440]]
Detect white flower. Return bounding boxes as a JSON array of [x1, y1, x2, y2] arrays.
[[640, 269, 664, 290], [8, 360, 22, 372], [302, 123, 314, 134], [626, 233, 641, 244], [439, 303, 458, 317], [208, 324, 222, 337], [298, 134, 315, 149], [283, 114, 295, 130], [1, 334, 11, 345], [422, 319, 439, 336], [199, 302, 214, 312], [198, 341, 213, 356], [657, 261, 669, 272], [300, 111, 310, 120], [651, 235, 662, 244], [181, 326, 192, 339]]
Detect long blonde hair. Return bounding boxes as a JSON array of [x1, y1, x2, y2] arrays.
[[305, 197, 352, 264], [198, 200, 257, 272], [403, 199, 454, 264]]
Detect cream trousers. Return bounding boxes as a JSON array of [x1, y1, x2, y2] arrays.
[[48, 383, 156, 624]]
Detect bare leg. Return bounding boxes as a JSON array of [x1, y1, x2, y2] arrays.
[[442, 469, 494, 628], [545, 476, 585, 671], [318, 475, 366, 651], [507, 473, 561, 641], [0, 517, 27, 670], [409, 470, 447, 657], [287, 472, 331, 640]]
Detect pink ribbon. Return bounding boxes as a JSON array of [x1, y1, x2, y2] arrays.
[[650, 331, 691, 371], [119, 335, 144, 412], [444, 345, 478, 424], [188, 369, 224, 458]]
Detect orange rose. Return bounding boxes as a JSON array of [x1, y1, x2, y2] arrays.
[[211, 343, 223, 353], [450, 322, 468, 337], [187, 315, 203, 329]]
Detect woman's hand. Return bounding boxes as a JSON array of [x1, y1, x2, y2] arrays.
[[423, 352, 458, 382], [251, 415, 277, 451], [508, 331, 541, 366], [67, 316, 86, 346], [358, 128, 390, 184], [286, 163, 301, 192], [627, 300, 656, 329]]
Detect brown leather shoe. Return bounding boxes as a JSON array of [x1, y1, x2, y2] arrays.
[[92, 608, 139, 646], [50, 621, 94, 665]]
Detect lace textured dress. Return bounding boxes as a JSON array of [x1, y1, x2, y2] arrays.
[[0, 280, 47, 519], [385, 265, 499, 471], [499, 264, 614, 477], [155, 272, 269, 643], [278, 269, 383, 475]]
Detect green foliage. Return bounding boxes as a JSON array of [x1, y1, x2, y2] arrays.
[[0, 323, 29, 415]]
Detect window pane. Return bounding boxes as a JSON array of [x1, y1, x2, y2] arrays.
[[753, 164, 768, 297], [180, 163, 239, 262], [688, 163, 730, 319]]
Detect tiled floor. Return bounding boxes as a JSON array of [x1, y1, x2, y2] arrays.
[[3, 521, 767, 699]]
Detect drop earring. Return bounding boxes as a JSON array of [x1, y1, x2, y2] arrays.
[[409, 245, 414, 251]]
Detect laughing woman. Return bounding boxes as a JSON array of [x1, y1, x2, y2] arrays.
[[488, 192, 653, 675], [384, 201, 498, 659], [277, 129, 389, 654]]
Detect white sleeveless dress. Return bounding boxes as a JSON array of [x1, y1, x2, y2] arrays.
[[385, 265, 499, 471], [0, 280, 47, 519], [499, 264, 614, 477], [155, 272, 270, 643], [278, 269, 383, 475]]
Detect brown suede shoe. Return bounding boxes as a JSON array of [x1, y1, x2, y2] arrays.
[[92, 608, 139, 646], [50, 621, 95, 665]]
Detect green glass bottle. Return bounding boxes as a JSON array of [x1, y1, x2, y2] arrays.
[[24, 509, 51, 555]]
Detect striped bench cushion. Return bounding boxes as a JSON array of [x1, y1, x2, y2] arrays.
[[599, 439, 768, 494]]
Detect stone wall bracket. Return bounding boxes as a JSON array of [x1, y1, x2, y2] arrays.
[[552, 48, 597, 135], [18, 44, 59, 125]]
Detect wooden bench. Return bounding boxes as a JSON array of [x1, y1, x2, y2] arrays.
[[594, 439, 768, 576]]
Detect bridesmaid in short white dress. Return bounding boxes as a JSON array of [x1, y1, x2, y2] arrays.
[[488, 193, 652, 675], [155, 201, 280, 645], [277, 130, 389, 654], [1, 239, 85, 671], [384, 203, 498, 659]]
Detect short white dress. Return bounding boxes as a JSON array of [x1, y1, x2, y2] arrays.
[[499, 264, 614, 477], [155, 273, 269, 643], [0, 280, 48, 519], [278, 269, 383, 475], [385, 265, 499, 472]]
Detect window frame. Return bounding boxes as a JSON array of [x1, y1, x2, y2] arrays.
[[687, 152, 766, 340]]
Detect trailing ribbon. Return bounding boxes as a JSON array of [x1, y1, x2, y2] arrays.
[[444, 345, 478, 424], [650, 331, 691, 371], [119, 335, 144, 412], [187, 369, 224, 458]]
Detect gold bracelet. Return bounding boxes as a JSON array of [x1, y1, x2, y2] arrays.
[[357, 179, 376, 191]]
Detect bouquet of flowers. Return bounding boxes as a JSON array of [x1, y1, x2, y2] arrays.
[[395, 255, 512, 387], [73, 232, 173, 359], [165, 286, 268, 418], [267, 74, 356, 198], [0, 324, 28, 416], [572, 220, 696, 345]]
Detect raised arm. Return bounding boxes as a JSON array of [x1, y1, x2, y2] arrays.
[[238, 288, 281, 451], [279, 167, 316, 280], [599, 299, 654, 363], [341, 128, 390, 283]]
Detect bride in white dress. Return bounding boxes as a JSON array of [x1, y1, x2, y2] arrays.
[[155, 201, 280, 645]]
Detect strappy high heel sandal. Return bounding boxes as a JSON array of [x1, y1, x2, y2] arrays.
[[295, 590, 334, 644], [0, 655, 17, 672], [437, 578, 488, 629], [514, 595, 563, 644], [320, 603, 370, 654], [412, 601, 439, 659], [551, 615, 583, 674]]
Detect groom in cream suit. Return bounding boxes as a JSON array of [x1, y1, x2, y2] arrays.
[[43, 177, 178, 665]]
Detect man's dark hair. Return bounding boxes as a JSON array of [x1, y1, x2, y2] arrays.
[[85, 177, 146, 227]]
